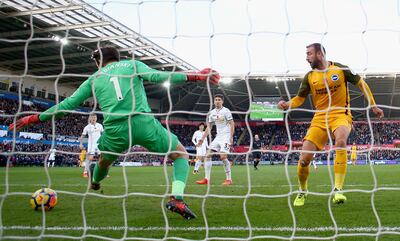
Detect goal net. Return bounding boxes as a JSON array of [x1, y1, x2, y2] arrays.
[[1, 0, 400, 240]]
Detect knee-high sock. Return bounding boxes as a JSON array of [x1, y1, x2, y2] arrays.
[[194, 159, 202, 171], [84, 158, 90, 172], [204, 158, 212, 180], [222, 158, 232, 180], [297, 160, 310, 191], [172, 157, 189, 200], [334, 149, 347, 190], [93, 163, 109, 184]]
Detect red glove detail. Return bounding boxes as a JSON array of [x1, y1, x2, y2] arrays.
[[187, 68, 220, 85], [8, 114, 40, 132]]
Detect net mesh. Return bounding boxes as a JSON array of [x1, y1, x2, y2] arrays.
[[0, 0, 400, 240]]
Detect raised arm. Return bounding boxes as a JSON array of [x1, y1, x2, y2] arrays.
[[41, 78, 93, 121], [356, 79, 384, 118], [135, 61, 220, 85], [343, 66, 384, 118], [9, 78, 93, 131], [278, 73, 310, 110]]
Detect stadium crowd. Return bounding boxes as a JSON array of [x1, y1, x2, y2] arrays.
[[1, 96, 400, 166]]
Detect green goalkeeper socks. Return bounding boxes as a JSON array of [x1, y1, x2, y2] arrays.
[[93, 163, 109, 184], [171, 157, 189, 200]]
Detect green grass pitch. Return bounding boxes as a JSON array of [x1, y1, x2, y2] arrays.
[[1, 164, 400, 240]]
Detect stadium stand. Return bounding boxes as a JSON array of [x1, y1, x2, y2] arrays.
[[2, 94, 399, 166]]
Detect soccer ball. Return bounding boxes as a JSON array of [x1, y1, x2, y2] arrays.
[[30, 187, 58, 211]]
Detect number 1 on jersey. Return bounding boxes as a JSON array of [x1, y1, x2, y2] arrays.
[[110, 77, 124, 101]]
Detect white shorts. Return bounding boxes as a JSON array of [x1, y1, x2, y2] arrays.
[[196, 147, 207, 157], [87, 144, 100, 155], [209, 135, 231, 153]]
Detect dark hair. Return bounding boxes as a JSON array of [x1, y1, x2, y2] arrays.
[[214, 94, 224, 101], [198, 123, 205, 127], [306, 43, 326, 55], [91, 46, 120, 66]]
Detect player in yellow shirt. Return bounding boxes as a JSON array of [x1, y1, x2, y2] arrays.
[[350, 143, 357, 166], [79, 149, 87, 168], [79, 149, 88, 172], [278, 43, 384, 206]]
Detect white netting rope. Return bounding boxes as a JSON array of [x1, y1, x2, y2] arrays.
[[0, 0, 400, 240]]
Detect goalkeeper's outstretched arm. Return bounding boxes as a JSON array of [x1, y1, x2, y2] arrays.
[[9, 78, 93, 131], [136, 61, 220, 85]]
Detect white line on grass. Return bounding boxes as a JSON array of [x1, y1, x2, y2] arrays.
[[2, 183, 400, 188], [2, 226, 400, 232]]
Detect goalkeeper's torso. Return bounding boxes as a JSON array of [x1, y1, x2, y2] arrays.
[[91, 60, 151, 125]]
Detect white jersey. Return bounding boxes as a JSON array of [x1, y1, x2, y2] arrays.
[[48, 149, 56, 161], [192, 130, 208, 156], [82, 123, 103, 152], [208, 107, 233, 137]]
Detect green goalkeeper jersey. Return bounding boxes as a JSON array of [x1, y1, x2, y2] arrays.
[[39, 60, 187, 125]]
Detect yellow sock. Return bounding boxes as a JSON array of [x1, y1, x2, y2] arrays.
[[334, 149, 348, 190], [297, 161, 310, 191]]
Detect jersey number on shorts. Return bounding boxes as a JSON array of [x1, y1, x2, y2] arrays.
[[110, 77, 124, 101]]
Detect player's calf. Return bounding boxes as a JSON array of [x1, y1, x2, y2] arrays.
[[88, 162, 101, 191]]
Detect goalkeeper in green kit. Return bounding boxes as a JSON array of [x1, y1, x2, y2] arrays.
[[9, 46, 220, 220]]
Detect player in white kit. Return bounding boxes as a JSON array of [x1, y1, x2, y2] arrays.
[[196, 94, 235, 185], [79, 114, 103, 177], [191, 123, 208, 174], [47, 148, 56, 167]]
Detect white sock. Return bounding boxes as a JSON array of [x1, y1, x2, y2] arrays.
[[204, 158, 212, 180], [222, 159, 231, 180], [312, 160, 317, 169], [84, 159, 90, 172], [52, 162, 55, 167], [47, 162, 49, 168], [194, 160, 202, 171]]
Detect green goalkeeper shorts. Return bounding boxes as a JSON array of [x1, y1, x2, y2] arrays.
[[97, 115, 179, 161]]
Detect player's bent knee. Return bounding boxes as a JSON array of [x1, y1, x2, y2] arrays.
[[335, 139, 347, 148], [299, 154, 313, 166], [169, 143, 189, 160]]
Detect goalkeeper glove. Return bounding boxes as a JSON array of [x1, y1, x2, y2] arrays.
[[187, 68, 220, 85], [9, 114, 40, 132]]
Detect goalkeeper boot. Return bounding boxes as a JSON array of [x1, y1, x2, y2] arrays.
[[222, 179, 233, 186], [196, 178, 208, 185], [89, 162, 100, 191], [293, 192, 308, 207], [166, 197, 197, 220], [332, 188, 347, 204]]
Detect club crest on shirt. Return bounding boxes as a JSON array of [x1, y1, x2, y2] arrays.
[[331, 74, 339, 82]]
